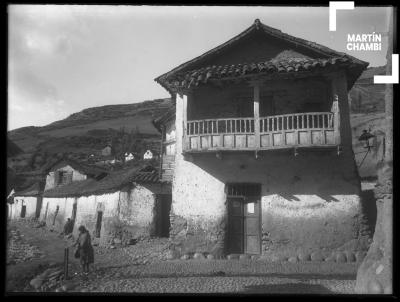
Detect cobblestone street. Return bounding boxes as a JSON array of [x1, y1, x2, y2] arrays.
[[7, 220, 358, 294]]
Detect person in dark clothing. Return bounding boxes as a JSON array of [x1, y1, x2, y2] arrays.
[[63, 218, 73, 235], [73, 225, 94, 274]]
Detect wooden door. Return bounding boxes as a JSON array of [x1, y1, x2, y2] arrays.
[[243, 197, 261, 254], [160, 194, 172, 237], [95, 211, 103, 238], [36, 197, 43, 219], [227, 197, 244, 254], [20, 205, 26, 218], [227, 183, 261, 255]]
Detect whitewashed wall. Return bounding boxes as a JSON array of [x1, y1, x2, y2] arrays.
[[10, 196, 39, 220]]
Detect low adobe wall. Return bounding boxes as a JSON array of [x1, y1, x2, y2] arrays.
[[41, 183, 168, 246], [11, 196, 39, 220]]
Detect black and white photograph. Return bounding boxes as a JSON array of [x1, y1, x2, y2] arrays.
[[6, 3, 396, 295]]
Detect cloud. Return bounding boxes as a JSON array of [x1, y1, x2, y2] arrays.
[[9, 67, 58, 104]]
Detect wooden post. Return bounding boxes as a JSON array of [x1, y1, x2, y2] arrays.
[[64, 247, 69, 280], [182, 93, 188, 152], [159, 126, 165, 181], [254, 84, 261, 153], [331, 80, 341, 146]]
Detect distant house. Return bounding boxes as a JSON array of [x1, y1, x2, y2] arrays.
[[42, 157, 108, 190], [110, 159, 122, 164], [9, 181, 45, 220], [125, 153, 135, 162], [41, 166, 172, 244], [143, 150, 153, 160], [101, 145, 112, 157]]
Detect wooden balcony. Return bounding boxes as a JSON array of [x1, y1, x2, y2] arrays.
[[184, 112, 339, 153]]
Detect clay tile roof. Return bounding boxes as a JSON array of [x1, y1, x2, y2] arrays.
[[42, 166, 164, 198], [41, 157, 109, 178], [169, 57, 352, 89], [155, 19, 368, 92], [152, 105, 176, 133], [14, 181, 46, 197]]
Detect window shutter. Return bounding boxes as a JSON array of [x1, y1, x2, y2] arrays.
[[67, 171, 73, 184], [54, 172, 60, 186]]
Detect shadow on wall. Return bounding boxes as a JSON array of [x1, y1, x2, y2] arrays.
[[185, 151, 360, 202], [359, 189, 377, 236], [241, 283, 335, 294]]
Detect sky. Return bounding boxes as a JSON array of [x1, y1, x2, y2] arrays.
[[8, 5, 391, 130]]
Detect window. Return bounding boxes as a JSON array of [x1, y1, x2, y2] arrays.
[[56, 170, 72, 186]]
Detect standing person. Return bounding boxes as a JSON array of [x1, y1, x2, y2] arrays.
[[73, 225, 94, 275], [63, 218, 73, 236]]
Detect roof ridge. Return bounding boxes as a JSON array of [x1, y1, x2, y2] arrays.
[[155, 19, 368, 92]]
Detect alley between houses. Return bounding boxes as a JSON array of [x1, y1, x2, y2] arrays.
[[7, 219, 359, 294]]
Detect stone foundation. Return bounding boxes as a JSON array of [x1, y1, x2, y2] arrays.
[[169, 213, 226, 257]]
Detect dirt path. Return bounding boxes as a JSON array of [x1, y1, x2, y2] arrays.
[[7, 220, 359, 294], [6, 221, 80, 292]]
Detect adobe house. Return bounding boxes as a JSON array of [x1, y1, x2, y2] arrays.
[[143, 150, 154, 160], [41, 165, 172, 245], [42, 157, 109, 191], [10, 181, 45, 220], [101, 144, 113, 157], [154, 19, 371, 259]]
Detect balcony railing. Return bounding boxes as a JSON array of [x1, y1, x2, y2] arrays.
[[184, 112, 338, 152]]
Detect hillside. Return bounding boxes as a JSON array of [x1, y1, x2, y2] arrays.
[[349, 66, 387, 179], [7, 98, 172, 175], [7, 66, 387, 187]]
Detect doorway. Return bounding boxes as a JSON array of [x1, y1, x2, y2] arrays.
[[52, 205, 59, 225], [20, 204, 26, 218], [95, 211, 103, 238], [226, 183, 261, 255], [35, 197, 43, 219], [154, 194, 172, 237], [71, 202, 77, 221]]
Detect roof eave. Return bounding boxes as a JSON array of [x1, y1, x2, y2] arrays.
[[155, 19, 369, 88]]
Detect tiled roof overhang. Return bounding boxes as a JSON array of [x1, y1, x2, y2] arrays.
[[152, 106, 176, 133], [155, 19, 368, 93], [14, 181, 45, 197], [166, 57, 361, 90], [42, 166, 165, 198]]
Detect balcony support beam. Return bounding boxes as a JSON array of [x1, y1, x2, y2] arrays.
[[330, 79, 341, 147], [182, 93, 189, 152], [254, 150, 260, 159], [159, 125, 165, 180]]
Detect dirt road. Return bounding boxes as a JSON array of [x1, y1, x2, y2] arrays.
[[7, 220, 358, 294]]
